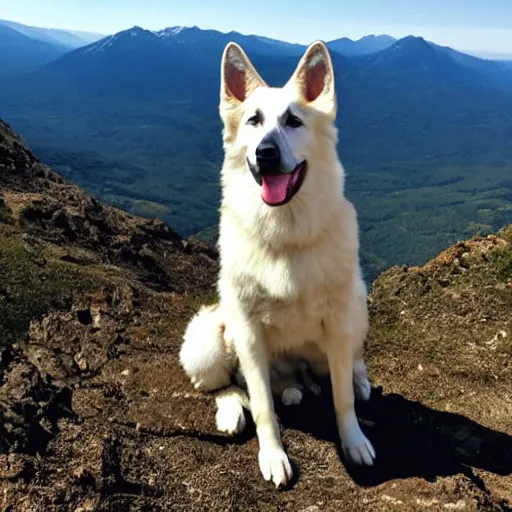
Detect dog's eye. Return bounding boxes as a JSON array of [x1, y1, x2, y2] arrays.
[[285, 113, 303, 128], [247, 112, 262, 126]]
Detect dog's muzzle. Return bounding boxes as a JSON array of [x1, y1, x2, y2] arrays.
[[246, 137, 307, 207], [247, 137, 296, 185]]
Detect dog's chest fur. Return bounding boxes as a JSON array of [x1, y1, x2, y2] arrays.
[[219, 209, 358, 351]]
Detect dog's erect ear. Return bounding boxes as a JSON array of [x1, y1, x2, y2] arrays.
[[286, 41, 336, 119], [220, 42, 267, 105]]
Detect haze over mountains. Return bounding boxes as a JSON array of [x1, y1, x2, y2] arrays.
[[1, 19, 511, 279], [0, 19, 102, 47], [0, 19, 103, 76]]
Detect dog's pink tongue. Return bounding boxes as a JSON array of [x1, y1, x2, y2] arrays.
[[261, 174, 291, 205]]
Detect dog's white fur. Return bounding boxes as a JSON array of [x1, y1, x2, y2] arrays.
[[179, 40, 375, 487]]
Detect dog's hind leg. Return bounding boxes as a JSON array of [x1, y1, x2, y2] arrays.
[[353, 357, 372, 401], [298, 361, 322, 396], [180, 305, 249, 435], [215, 385, 249, 435], [179, 305, 236, 392]]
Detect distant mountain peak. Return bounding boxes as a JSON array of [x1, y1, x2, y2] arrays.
[[327, 34, 396, 56], [80, 25, 156, 55], [390, 36, 435, 56], [358, 34, 396, 43], [362, 35, 480, 80], [123, 25, 149, 35], [155, 25, 209, 39], [399, 35, 428, 44], [155, 26, 187, 38]]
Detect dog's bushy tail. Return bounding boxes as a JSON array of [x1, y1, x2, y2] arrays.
[[179, 304, 236, 392]]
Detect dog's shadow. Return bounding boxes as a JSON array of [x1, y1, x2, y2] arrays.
[[273, 382, 512, 487]]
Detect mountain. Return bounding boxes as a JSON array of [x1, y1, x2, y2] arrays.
[[1, 118, 511, 510], [361, 36, 485, 84], [328, 34, 396, 55], [0, 19, 104, 48], [155, 25, 306, 56], [0, 23, 69, 77], [47, 26, 215, 99], [1, 27, 512, 280], [354, 36, 512, 91], [26, 26, 306, 100]]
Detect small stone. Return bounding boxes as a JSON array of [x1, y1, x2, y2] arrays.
[[74, 353, 88, 371], [444, 500, 466, 510]]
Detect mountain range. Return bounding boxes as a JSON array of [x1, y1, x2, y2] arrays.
[[1, 21, 511, 280], [0, 19, 400, 78]]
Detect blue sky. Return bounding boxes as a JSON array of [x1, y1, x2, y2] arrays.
[[2, 0, 512, 55]]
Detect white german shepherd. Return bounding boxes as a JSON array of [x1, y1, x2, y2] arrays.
[[179, 40, 375, 487]]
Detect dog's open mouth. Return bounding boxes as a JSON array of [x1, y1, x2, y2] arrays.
[[259, 162, 307, 207]]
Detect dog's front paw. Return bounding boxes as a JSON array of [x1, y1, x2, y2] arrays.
[[281, 387, 303, 406], [258, 447, 293, 488], [215, 394, 246, 435], [339, 413, 375, 466], [342, 434, 375, 466]]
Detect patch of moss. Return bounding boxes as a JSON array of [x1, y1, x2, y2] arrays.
[[489, 245, 512, 282], [0, 233, 105, 346]]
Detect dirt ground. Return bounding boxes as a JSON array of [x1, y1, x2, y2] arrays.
[[1, 119, 511, 511]]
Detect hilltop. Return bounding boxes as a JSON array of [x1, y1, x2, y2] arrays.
[[1, 120, 511, 511]]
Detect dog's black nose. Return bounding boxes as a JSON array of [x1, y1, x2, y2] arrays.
[[256, 139, 281, 168]]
